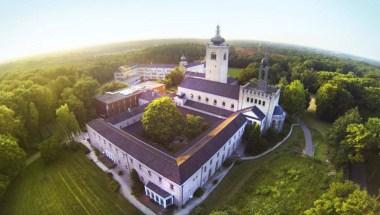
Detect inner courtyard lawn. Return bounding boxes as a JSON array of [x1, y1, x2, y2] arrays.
[[192, 127, 340, 215], [0, 151, 141, 215]]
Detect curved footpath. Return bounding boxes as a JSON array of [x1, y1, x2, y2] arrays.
[[300, 120, 314, 157]]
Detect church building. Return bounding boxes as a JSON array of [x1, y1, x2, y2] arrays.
[[86, 26, 285, 209]]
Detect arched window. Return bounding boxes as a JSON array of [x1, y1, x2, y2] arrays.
[[205, 97, 209, 102], [246, 97, 250, 102], [231, 104, 235, 109], [250, 98, 253, 103], [214, 99, 217, 105], [211, 52, 217, 60], [198, 95, 201, 101], [222, 101, 226, 106]]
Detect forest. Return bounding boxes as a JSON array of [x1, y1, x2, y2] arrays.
[[0, 40, 379, 213]]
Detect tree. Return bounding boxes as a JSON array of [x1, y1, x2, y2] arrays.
[[341, 123, 370, 163], [55, 104, 81, 143], [130, 169, 144, 196], [316, 83, 354, 122], [0, 105, 21, 138], [26, 102, 40, 140], [304, 181, 380, 215], [243, 123, 261, 154], [238, 63, 258, 84], [0, 174, 10, 200], [97, 81, 128, 94], [39, 137, 60, 163], [184, 114, 207, 139], [0, 135, 26, 178], [328, 108, 362, 166], [60, 88, 86, 124], [141, 97, 184, 144], [281, 80, 307, 116], [73, 76, 99, 109], [165, 67, 184, 87]]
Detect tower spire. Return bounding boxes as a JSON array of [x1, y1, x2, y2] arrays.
[[210, 25, 225, 45]]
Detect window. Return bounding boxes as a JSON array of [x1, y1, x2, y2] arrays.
[[159, 177, 162, 183], [211, 52, 217, 60], [130, 158, 133, 164], [231, 104, 234, 109], [139, 164, 142, 170], [223, 53, 227, 60], [246, 97, 250, 102], [259, 100, 262, 105], [210, 159, 213, 165], [206, 97, 209, 102], [222, 102, 225, 106], [263, 101, 266, 106], [255, 99, 257, 104], [214, 99, 217, 105], [170, 184, 174, 190], [250, 98, 253, 103], [198, 95, 201, 101], [148, 171, 151, 176], [191, 94, 194, 99]]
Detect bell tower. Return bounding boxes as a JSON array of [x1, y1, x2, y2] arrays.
[[205, 25, 229, 83]]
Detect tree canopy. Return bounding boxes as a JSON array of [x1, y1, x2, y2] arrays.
[[281, 80, 307, 116], [304, 181, 380, 215], [142, 97, 184, 144]]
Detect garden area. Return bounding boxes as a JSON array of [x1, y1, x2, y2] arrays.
[[0, 151, 141, 215]]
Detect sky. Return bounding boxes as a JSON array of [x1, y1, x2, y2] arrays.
[[1, 0, 380, 62]]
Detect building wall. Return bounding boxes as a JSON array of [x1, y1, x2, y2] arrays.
[[238, 86, 280, 131], [86, 118, 247, 207], [205, 44, 229, 83], [177, 87, 239, 112], [96, 94, 140, 118]]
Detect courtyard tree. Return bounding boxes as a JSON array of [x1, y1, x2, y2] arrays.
[[304, 181, 380, 215], [243, 123, 261, 154], [281, 80, 307, 116], [97, 81, 128, 94], [0, 135, 26, 178], [39, 137, 60, 163], [142, 97, 184, 144], [184, 114, 207, 139]]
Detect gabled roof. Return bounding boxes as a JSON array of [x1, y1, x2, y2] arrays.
[[87, 113, 247, 185], [184, 100, 233, 118], [179, 77, 240, 99], [146, 182, 172, 198], [273, 105, 285, 116], [251, 106, 266, 120]]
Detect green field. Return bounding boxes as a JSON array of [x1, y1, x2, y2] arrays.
[[0, 151, 141, 215], [192, 127, 339, 214], [228, 67, 242, 78]]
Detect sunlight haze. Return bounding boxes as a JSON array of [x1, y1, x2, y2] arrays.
[[1, 0, 379, 62]]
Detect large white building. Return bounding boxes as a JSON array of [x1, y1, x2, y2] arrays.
[[86, 26, 285, 209]]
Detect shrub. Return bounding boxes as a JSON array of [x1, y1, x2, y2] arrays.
[[131, 169, 144, 196], [118, 170, 124, 176], [107, 172, 113, 178], [109, 179, 120, 192], [212, 179, 218, 185], [193, 187, 204, 198], [223, 158, 233, 167]]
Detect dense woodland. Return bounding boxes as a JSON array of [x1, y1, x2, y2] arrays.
[[0, 40, 379, 213]]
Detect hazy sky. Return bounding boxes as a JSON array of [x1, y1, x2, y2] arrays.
[[1, 0, 380, 62]]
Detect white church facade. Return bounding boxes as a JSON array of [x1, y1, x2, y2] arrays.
[[86, 26, 285, 209]]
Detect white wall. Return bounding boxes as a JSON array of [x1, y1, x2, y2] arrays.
[[205, 44, 229, 83], [177, 87, 239, 112], [186, 64, 205, 74], [86, 118, 246, 207]]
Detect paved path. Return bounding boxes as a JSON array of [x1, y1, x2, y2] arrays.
[[25, 152, 41, 166], [300, 120, 314, 157], [75, 133, 156, 215], [240, 123, 299, 160]]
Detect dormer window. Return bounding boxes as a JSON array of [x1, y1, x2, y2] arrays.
[[211, 52, 217, 60]]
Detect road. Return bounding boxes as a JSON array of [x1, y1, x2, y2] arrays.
[[300, 120, 314, 157]]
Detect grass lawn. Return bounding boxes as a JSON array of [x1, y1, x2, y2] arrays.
[[0, 151, 141, 215], [191, 127, 340, 214], [228, 67, 242, 78]]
